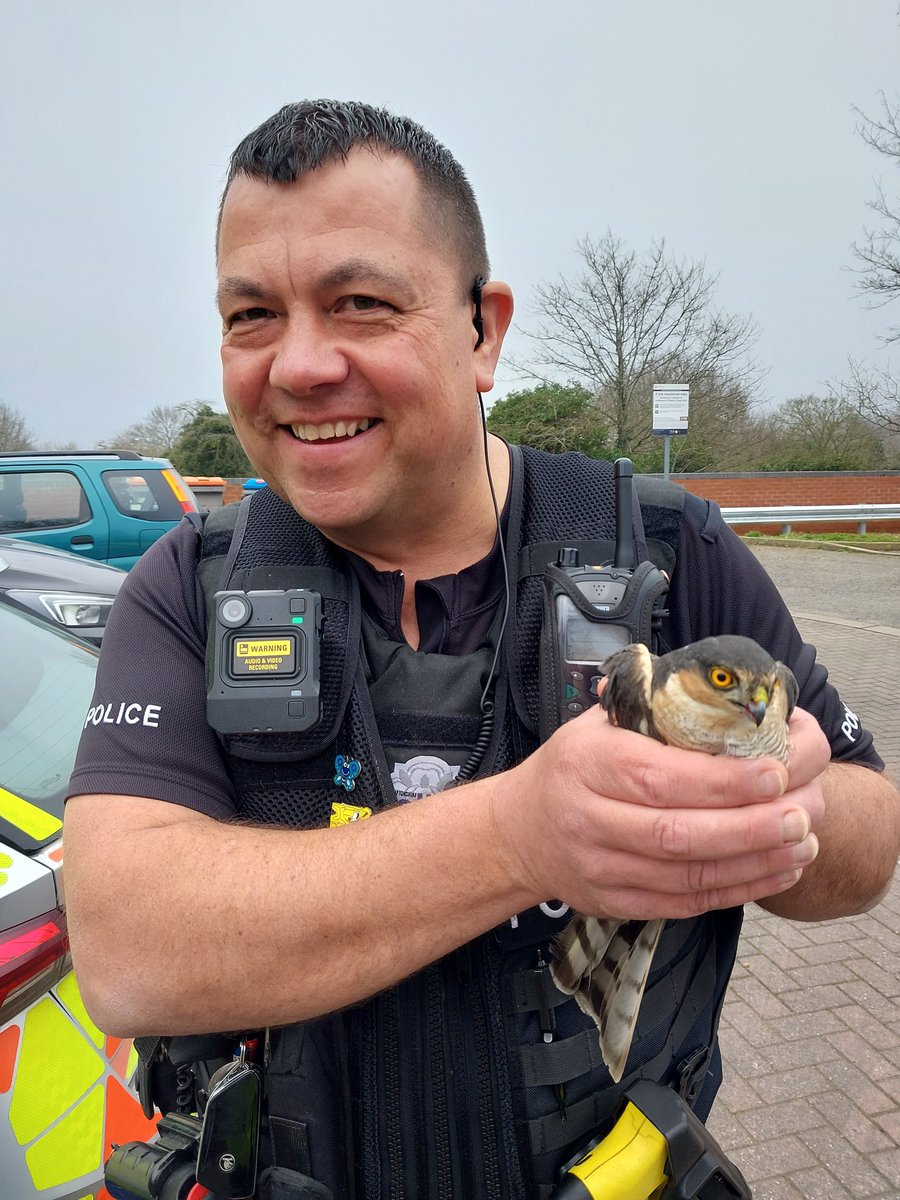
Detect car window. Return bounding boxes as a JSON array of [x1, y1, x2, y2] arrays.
[[102, 469, 188, 521], [0, 471, 91, 533], [0, 604, 97, 846]]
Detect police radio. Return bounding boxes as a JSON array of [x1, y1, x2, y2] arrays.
[[207, 588, 322, 734], [540, 459, 669, 736]]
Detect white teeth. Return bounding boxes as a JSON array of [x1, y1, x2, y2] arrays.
[[291, 418, 373, 442]]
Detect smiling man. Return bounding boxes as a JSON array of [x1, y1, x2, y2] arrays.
[[215, 144, 512, 643], [64, 101, 899, 1200]]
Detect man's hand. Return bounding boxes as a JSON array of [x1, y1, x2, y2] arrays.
[[492, 704, 829, 922]]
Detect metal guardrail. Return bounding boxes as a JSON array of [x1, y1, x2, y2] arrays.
[[720, 503, 900, 535]]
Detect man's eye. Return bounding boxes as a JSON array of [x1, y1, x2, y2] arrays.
[[342, 295, 389, 312], [229, 307, 275, 325]]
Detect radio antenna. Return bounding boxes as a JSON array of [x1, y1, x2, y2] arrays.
[[612, 458, 636, 570]]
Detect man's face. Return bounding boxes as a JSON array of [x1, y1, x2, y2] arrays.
[[216, 149, 494, 554]]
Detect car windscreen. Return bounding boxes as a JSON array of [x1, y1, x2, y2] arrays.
[[102, 469, 186, 521], [0, 602, 97, 852]]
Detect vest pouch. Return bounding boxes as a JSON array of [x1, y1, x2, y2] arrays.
[[538, 559, 669, 744], [537, 560, 616, 744], [258, 1166, 334, 1200], [262, 1018, 351, 1199]]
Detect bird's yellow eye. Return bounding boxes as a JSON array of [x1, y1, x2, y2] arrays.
[[709, 667, 734, 688]]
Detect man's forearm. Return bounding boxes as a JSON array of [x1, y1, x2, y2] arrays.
[[64, 785, 534, 1037], [758, 762, 900, 920]]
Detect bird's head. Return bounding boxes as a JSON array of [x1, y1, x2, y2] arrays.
[[654, 635, 790, 730]]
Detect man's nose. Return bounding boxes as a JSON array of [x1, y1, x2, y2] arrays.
[[269, 319, 350, 394]]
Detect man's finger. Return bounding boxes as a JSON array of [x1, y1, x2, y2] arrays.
[[568, 833, 819, 897], [585, 794, 815, 862], [572, 867, 807, 922], [570, 713, 789, 809]]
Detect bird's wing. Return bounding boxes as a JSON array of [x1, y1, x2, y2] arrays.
[[552, 916, 665, 1083], [600, 643, 661, 739], [774, 661, 799, 720]]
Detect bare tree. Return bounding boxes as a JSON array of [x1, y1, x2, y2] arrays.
[[102, 403, 195, 457], [852, 92, 900, 339], [517, 232, 760, 458], [656, 362, 765, 472], [833, 359, 900, 438], [0, 401, 34, 451], [840, 92, 900, 435]]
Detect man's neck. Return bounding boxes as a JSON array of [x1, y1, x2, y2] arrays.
[[328, 435, 511, 647]]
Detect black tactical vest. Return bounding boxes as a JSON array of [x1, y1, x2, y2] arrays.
[[195, 446, 742, 1200]]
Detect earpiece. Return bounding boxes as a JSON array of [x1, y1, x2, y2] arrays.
[[472, 276, 485, 349]]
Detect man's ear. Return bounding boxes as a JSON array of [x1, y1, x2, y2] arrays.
[[473, 281, 514, 393]]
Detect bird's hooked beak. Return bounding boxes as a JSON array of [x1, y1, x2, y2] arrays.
[[745, 683, 770, 726]]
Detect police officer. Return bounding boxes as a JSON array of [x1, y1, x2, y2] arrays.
[[64, 101, 899, 1200]]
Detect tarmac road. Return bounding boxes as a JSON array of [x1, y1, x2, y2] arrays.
[[745, 543, 899, 778], [748, 543, 900, 631], [706, 541, 900, 1200]]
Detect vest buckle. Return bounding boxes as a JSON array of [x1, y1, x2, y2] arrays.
[[677, 1044, 712, 1106]]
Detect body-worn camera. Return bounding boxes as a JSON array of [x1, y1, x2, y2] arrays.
[[542, 459, 669, 734], [207, 588, 322, 734]]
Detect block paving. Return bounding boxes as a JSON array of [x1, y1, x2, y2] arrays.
[[706, 603, 900, 1199]]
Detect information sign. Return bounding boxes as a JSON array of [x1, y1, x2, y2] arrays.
[[652, 384, 690, 435]]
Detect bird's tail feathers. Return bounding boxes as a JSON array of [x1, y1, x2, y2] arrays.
[[550, 915, 621, 994], [551, 916, 665, 1083]]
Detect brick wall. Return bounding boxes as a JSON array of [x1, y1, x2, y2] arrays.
[[669, 471, 900, 533], [221, 472, 900, 534]]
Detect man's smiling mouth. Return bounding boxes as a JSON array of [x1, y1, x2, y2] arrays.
[[288, 418, 379, 443]]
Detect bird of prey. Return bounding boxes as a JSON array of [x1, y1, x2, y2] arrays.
[[550, 634, 799, 1083]]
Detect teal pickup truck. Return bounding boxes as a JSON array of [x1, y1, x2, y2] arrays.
[[0, 451, 198, 570]]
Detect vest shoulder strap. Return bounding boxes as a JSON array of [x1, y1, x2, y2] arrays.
[[192, 493, 360, 765], [192, 498, 246, 601], [634, 474, 724, 567], [634, 474, 685, 575]]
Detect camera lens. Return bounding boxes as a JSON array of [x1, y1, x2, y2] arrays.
[[219, 596, 251, 627]]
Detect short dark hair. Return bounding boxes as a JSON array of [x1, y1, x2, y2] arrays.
[[219, 100, 489, 292]]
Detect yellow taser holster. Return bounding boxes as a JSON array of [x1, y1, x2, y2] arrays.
[[550, 1079, 751, 1200]]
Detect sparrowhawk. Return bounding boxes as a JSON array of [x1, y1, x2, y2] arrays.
[[550, 634, 799, 1083]]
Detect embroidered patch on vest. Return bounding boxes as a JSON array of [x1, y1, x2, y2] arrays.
[[390, 754, 460, 801]]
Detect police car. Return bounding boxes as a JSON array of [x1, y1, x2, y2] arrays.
[[0, 536, 125, 645], [0, 595, 157, 1199]]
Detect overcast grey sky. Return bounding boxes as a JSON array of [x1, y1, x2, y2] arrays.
[[1, 0, 898, 447]]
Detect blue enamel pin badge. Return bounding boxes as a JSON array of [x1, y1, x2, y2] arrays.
[[334, 754, 361, 792]]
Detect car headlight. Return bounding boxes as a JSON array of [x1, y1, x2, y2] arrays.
[[7, 591, 116, 628]]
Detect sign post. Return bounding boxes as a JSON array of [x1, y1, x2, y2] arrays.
[[652, 384, 690, 480]]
